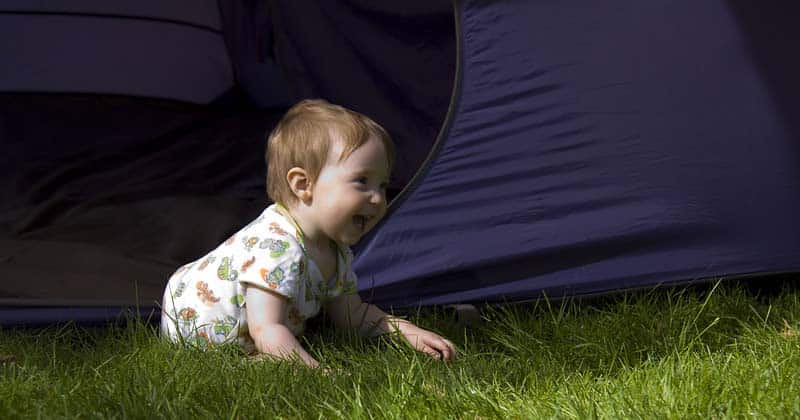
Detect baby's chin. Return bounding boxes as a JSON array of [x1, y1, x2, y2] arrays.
[[339, 229, 373, 247], [339, 235, 363, 247]]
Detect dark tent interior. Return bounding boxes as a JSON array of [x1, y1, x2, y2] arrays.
[[1, 1, 455, 323]]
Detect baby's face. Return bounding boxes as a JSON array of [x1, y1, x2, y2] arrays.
[[308, 136, 390, 246]]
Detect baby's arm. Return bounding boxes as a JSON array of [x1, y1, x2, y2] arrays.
[[326, 293, 389, 337], [327, 293, 457, 360], [245, 286, 319, 368]]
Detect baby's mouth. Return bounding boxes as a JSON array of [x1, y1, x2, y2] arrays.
[[353, 215, 370, 232]]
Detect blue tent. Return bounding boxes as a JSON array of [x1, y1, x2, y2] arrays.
[[2, 1, 799, 324]]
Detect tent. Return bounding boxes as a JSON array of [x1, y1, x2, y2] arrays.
[[2, 1, 799, 325]]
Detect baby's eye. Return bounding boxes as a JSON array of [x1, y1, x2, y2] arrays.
[[355, 177, 368, 185]]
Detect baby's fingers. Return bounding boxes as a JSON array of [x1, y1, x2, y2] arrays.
[[449, 339, 459, 354], [421, 345, 444, 360], [424, 337, 456, 361], [440, 338, 458, 360], [435, 339, 457, 361]]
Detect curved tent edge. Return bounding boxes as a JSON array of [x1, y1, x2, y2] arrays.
[[384, 0, 464, 217], [353, 0, 464, 261]]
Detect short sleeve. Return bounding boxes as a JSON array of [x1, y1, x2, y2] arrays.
[[236, 226, 306, 301]]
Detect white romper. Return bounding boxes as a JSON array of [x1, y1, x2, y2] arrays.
[[160, 204, 358, 351]]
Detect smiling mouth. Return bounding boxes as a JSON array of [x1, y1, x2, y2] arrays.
[[353, 215, 371, 232]]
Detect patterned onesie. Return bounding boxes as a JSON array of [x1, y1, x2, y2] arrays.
[[160, 204, 358, 351]]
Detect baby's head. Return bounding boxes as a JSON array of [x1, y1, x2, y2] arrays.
[[266, 99, 395, 245]]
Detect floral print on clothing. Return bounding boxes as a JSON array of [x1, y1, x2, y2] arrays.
[[217, 257, 238, 281], [212, 315, 239, 339], [242, 236, 259, 251], [230, 294, 245, 307], [160, 204, 359, 350], [176, 307, 199, 338], [259, 238, 290, 258], [198, 255, 215, 270], [269, 222, 288, 236], [171, 281, 187, 299], [240, 256, 256, 273], [178, 307, 198, 321], [262, 267, 285, 288], [271, 268, 285, 283], [195, 281, 220, 306]]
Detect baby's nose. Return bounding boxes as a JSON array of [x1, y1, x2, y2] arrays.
[[369, 190, 386, 205]]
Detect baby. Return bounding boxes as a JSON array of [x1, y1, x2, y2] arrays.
[[160, 99, 456, 367]]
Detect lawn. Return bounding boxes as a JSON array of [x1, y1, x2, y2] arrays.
[[2, 280, 799, 419]]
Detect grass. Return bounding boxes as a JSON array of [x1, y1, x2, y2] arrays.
[[2, 279, 800, 419]]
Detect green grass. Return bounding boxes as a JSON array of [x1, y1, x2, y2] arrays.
[[2, 280, 800, 419]]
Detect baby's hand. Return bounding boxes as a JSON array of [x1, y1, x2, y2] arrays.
[[396, 323, 457, 361]]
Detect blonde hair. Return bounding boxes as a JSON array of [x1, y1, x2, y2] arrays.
[[266, 99, 395, 207]]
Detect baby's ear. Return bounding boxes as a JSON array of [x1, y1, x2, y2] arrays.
[[286, 167, 313, 203]]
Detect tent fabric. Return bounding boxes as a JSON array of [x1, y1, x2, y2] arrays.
[[0, 3, 233, 104], [217, 0, 291, 108], [0, 1, 454, 324], [352, 0, 800, 307], [269, 0, 455, 192], [2, 0, 799, 325], [0, 1, 224, 29], [0, 94, 280, 310]]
